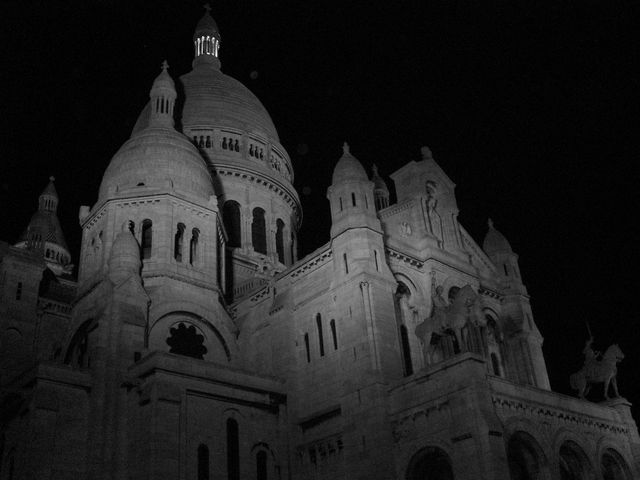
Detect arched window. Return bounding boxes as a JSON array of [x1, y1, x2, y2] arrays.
[[351, 192, 356, 206], [166, 323, 207, 359], [15, 282, 22, 300], [275, 219, 285, 264], [174, 223, 185, 262], [198, 444, 210, 480], [491, 353, 501, 377], [316, 314, 324, 357], [343, 253, 349, 274], [141, 219, 152, 259], [330, 319, 338, 350], [256, 450, 267, 480], [304, 333, 310, 363], [400, 325, 413, 376], [507, 431, 549, 480], [406, 447, 454, 480], [252, 207, 267, 254], [601, 448, 632, 480], [223, 201, 241, 248], [394, 283, 413, 376], [227, 418, 240, 480], [559, 441, 591, 480], [190, 228, 200, 265]]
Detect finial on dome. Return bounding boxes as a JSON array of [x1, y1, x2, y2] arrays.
[[488, 218, 494, 229], [421, 146, 433, 160], [161, 59, 169, 71], [49, 176, 55, 182], [343, 142, 350, 155], [372, 164, 379, 175], [204, 3, 211, 13]]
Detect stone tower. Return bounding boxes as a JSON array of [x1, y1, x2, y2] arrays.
[[132, 6, 301, 300]]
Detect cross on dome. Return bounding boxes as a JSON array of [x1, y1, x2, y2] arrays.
[[49, 176, 55, 182], [161, 59, 169, 71], [203, 3, 211, 13], [488, 218, 494, 229], [343, 142, 350, 155]]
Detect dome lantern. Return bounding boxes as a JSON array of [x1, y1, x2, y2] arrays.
[[193, 3, 221, 69]]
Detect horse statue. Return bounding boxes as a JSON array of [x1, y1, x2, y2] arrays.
[[416, 283, 485, 364], [569, 343, 624, 399]]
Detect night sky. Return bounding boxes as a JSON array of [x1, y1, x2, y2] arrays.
[[2, 1, 638, 415]]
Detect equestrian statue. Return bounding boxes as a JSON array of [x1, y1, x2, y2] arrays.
[[570, 336, 625, 400]]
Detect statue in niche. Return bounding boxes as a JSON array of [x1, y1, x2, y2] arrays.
[[416, 272, 486, 364], [425, 180, 444, 247], [570, 337, 624, 399], [400, 221, 412, 237]]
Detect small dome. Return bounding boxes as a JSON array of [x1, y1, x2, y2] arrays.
[[371, 164, 389, 194], [482, 219, 513, 256], [108, 228, 141, 283], [151, 60, 175, 91], [332, 143, 368, 184], [132, 67, 279, 142], [194, 4, 219, 39], [98, 128, 214, 203]]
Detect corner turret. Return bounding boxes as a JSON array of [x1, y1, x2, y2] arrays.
[[15, 177, 73, 276], [327, 143, 381, 238]]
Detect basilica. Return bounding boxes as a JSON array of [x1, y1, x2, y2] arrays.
[[1, 8, 638, 480]]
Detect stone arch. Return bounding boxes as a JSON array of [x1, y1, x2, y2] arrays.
[[405, 445, 455, 480], [63, 318, 97, 368], [150, 301, 237, 354], [506, 430, 552, 480], [597, 445, 633, 480], [149, 311, 231, 363], [557, 440, 595, 480], [250, 442, 279, 480]]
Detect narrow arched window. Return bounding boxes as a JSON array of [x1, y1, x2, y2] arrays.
[[198, 444, 210, 480], [16, 282, 22, 301], [251, 207, 267, 254], [256, 450, 267, 480], [491, 353, 501, 377], [275, 219, 285, 264], [316, 314, 325, 357], [400, 325, 413, 376], [290, 232, 295, 263], [343, 253, 349, 274], [374, 250, 379, 271], [304, 333, 310, 363], [351, 192, 356, 206], [330, 319, 338, 350], [174, 223, 185, 262], [141, 219, 152, 259], [339, 197, 343, 211], [190, 228, 200, 265], [227, 418, 240, 480], [223, 201, 241, 248]]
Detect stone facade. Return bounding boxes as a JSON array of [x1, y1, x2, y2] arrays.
[[1, 8, 639, 480]]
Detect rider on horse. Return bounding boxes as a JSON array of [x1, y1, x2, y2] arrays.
[[583, 336, 601, 378]]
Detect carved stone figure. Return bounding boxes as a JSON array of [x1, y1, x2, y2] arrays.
[[570, 341, 624, 399], [400, 221, 412, 237], [416, 275, 485, 364]]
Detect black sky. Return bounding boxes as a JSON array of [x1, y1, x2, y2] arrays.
[[1, 1, 639, 415]]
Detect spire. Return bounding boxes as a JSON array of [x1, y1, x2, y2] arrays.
[[371, 165, 389, 210], [193, 3, 221, 69], [39, 176, 59, 213], [16, 177, 72, 276], [149, 60, 177, 128], [332, 141, 367, 185], [482, 218, 513, 256]]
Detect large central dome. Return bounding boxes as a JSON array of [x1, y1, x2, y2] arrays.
[[132, 66, 279, 142]]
